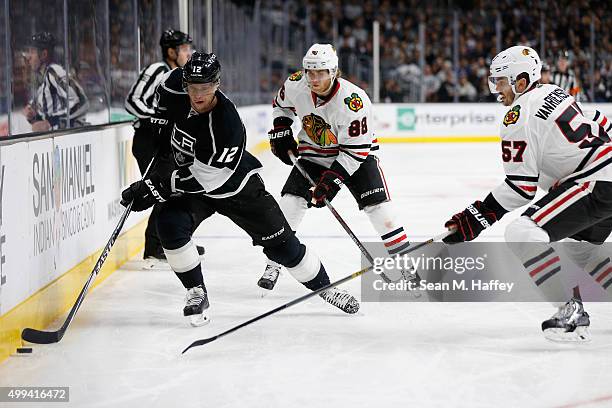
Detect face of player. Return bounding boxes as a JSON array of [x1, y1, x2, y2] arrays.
[[186, 82, 218, 113], [490, 77, 515, 106], [306, 69, 334, 96]]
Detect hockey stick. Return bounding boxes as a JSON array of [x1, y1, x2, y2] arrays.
[[182, 229, 452, 353], [289, 153, 408, 284], [21, 157, 157, 344]]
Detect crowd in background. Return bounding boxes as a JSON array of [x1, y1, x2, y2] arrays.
[[2, 0, 611, 137], [258, 0, 611, 103]]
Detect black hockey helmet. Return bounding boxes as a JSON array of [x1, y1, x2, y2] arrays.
[[182, 52, 221, 86], [30, 32, 56, 50], [160, 29, 192, 49], [557, 50, 570, 60]]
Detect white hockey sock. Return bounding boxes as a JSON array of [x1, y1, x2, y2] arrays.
[[564, 238, 612, 297], [164, 240, 200, 273], [505, 216, 568, 306], [266, 194, 308, 269], [286, 246, 321, 283], [364, 202, 411, 256]]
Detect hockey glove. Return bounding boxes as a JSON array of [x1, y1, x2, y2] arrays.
[[268, 117, 298, 166], [120, 173, 173, 212], [443, 197, 504, 243], [308, 170, 345, 208]]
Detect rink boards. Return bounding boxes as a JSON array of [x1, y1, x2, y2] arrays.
[[0, 125, 147, 361], [1, 101, 610, 362]]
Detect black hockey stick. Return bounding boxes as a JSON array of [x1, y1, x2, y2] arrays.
[[182, 229, 452, 353], [21, 156, 157, 344], [289, 153, 408, 284]]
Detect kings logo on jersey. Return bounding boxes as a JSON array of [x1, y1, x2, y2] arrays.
[[503, 105, 521, 127], [344, 93, 363, 112], [302, 113, 338, 146], [289, 71, 303, 81]]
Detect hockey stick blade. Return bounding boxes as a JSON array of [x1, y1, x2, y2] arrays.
[[21, 328, 61, 344], [20, 156, 159, 345], [182, 335, 219, 354], [182, 230, 452, 354]]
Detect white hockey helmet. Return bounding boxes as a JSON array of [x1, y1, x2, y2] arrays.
[[303, 43, 339, 77], [488, 45, 542, 97]]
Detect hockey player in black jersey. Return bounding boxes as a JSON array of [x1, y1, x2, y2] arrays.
[[120, 52, 359, 326]]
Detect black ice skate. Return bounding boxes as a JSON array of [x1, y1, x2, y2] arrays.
[[541, 298, 591, 342], [184, 285, 210, 327], [319, 287, 360, 314], [257, 263, 281, 295]]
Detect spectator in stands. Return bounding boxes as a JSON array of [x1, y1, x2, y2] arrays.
[[457, 72, 477, 102]]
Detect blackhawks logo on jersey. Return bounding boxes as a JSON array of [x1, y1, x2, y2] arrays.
[[503, 105, 521, 127], [344, 93, 363, 112], [288, 70, 303, 81], [302, 113, 338, 146]]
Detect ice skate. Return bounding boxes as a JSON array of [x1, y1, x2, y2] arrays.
[[142, 250, 170, 270], [319, 287, 360, 314], [257, 263, 281, 297], [541, 298, 591, 342], [184, 285, 210, 327]]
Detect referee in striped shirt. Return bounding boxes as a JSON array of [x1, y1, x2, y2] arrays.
[[23, 32, 89, 132], [551, 50, 582, 101], [125, 29, 197, 262]]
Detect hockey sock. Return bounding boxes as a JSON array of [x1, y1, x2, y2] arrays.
[[265, 194, 309, 269], [506, 216, 568, 306], [564, 238, 612, 297], [279, 194, 309, 230], [284, 245, 330, 289], [164, 240, 204, 289], [364, 202, 411, 256]]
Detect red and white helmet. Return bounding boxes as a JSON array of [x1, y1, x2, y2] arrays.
[[488, 45, 542, 98]]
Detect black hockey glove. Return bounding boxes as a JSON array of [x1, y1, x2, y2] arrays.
[[308, 170, 345, 208], [120, 173, 173, 212], [443, 194, 507, 243], [268, 117, 297, 165]]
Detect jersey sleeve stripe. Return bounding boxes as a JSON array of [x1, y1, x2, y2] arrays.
[[506, 174, 539, 182], [505, 178, 535, 200]]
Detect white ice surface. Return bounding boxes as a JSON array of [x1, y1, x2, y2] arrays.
[[1, 143, 611, 408]]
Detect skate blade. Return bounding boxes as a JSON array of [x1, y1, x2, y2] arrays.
[[544, 326, 591, 343], [258, 287, 273, 298], [188, 311, 210, 327]]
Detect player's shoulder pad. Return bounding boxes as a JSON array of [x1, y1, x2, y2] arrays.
[[210, 91, 245, 139], [159, 68, 186, 95], [337, 78, 371, 115], [527, 83, 573, 122], [282, 70, 307, 92], [287, 70, 304, 82]]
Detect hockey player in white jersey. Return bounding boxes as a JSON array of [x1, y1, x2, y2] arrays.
[[259, 43, 414, 292], [443, 45, 612, 342]]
